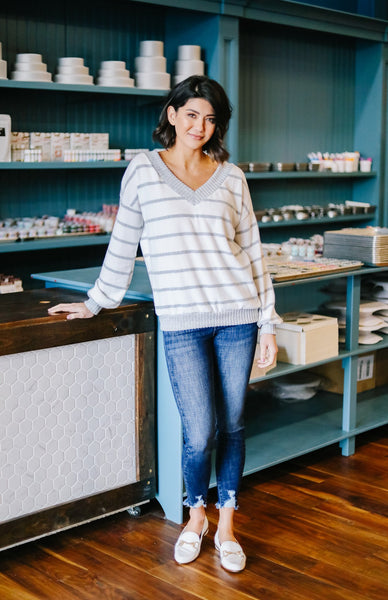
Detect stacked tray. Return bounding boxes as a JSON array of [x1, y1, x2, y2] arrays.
[[323, 227, 388, 266]]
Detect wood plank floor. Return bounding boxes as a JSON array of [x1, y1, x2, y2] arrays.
[[1, 425, 387, 600]]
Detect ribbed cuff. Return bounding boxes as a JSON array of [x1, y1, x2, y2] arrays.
[[259, 323, 276, 336], [84, 297, 103, 315]]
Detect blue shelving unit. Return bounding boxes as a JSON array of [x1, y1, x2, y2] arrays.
[[2, 0, 388, 524]]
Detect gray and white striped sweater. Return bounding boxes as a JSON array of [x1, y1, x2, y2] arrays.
[[86, 150, 281, 333]]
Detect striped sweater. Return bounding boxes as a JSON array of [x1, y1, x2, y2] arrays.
[[85, 150, 281, 333]]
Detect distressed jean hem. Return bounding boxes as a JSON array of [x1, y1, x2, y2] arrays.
[[183, 496, 207, 509], [215, 501, 239, 510]]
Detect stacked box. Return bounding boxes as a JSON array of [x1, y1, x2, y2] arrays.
[[11, 132, 30, 161], [51, 132, 71, 161], [70, 133, 90, 150], [89, 133, 109, 150], [30, 132, 52, 161]]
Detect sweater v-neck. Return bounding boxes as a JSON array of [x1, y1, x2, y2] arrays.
[[147, 149, 233, 205]]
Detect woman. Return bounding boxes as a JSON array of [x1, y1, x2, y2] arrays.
[[49, 75, 281, 572]]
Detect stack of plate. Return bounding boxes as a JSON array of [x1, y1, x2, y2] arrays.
[[54, 57, 93, 85], [325, 299, 388, 344], [135, 40, 170, 90], [0, 42, 7, 79], [11, 53, 52, 82], [173, 45, 204, 86], [324, 227, 388, 266], [96, 61, 134, 87]]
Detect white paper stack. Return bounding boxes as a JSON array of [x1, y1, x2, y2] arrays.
[[97, 61, 134, 87], [11, 53, 52, 82], [0, 43, 7, 79], [135, 41, 170, 90], [173, 45, 204, 86], [54, 57, 93, 85]]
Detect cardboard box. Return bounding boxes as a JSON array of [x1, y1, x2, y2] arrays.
[[51, 132, 71, 161], [30, 132, 52, 161], [375, 347, 388, 388], [70, 132, 90, 150], [11, 131, 30, 161], [276, 312, 338, 365], [311, 352, 376, 394], [89, 132, 109, 150]]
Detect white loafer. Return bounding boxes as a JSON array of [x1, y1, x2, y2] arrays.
[[214, 530, 246, 572], [174, 516, 209, 564]]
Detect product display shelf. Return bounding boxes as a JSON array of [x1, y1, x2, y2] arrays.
[[33, 264, 388, 523], [245, 171, 377, 180], [159, 266, 388, 521], [259, 214, 372, 229], [0, 79, 168, 97], [0, 234, 111, 254], [3, 0, 388, 524], [242, 386, 388, 477], [0, 162, 129, 170]]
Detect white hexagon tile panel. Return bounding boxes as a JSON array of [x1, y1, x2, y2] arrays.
[[0, 335, 137, 522]]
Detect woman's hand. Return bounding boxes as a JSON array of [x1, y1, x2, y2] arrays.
[[257, 333, 278, 368], [48, 302, 94, 320]]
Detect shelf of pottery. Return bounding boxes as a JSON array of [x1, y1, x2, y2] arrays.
[[0, 40, 205, 90], [320, 275, 388, 345]]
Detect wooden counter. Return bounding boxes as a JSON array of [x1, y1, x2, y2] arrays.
[[0, 288, 156, 551]]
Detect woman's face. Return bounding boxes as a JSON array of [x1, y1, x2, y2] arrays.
[[167, 97, 216, 151]]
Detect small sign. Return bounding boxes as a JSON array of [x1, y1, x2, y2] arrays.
[[357, 354, 375, 381]]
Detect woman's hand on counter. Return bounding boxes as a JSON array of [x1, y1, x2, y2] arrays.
[[48, 302, 94, 320]]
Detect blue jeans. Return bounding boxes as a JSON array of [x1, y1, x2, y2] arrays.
[[162, 323, 257, 510]]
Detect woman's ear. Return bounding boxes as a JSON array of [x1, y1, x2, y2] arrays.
[[167, 106, 176, 126]]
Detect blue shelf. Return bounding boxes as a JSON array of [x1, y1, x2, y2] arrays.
[[0, 80, 168, 97], [249, 338, 388, 385], [258, 213, 372, 228], [0, 235, 110, 254], [0, 161, 129, 170], [246, 171, 377, 180]]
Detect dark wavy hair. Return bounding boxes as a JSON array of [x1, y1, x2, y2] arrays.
[[152, 75, 232, 162]]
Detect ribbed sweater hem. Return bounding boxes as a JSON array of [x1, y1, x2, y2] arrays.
[[158, 309, 259, 332]]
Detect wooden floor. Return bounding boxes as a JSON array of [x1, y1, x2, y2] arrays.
[[1, 425, 387, 600]]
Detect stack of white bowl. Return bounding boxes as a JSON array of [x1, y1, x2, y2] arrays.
[[54, 57, 93, 85], [11, 53, 52, 82], [173, 45, 204, 86], [96, 61, 134, 87], [0, 43, 7, 79], [135, 40, 170, 90]]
